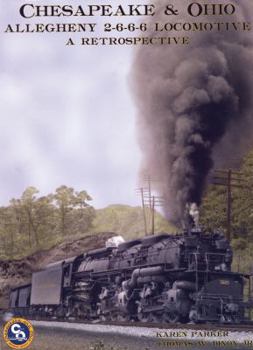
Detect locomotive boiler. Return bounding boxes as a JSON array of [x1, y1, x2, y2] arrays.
[[9, 228, 253, 324]]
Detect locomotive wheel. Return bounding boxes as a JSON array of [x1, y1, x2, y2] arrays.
[[149, 312, 160, 323], [189, 309, 199, 324], [117, 313, 129, 322], [99, 311, 117, 322], [138, 312, 149, 323], [99, 315, 107, 322], [108, 312, 118, 322], [138, 312, 159, 323], [163, 311, 180, 323], [102, 312, 118, 322]]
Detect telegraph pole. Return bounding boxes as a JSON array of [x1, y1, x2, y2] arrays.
[[227, 169, 232, 242], [147, 175, 152, 210], [212, 169, 247, 241], [140, 187, 148, 236], [151, 196, 155, 235], [137, 176, 165, 236]]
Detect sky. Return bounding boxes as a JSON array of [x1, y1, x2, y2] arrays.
[[0, 1, 142, 208]]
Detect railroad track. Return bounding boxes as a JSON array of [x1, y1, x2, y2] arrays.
[[2, 309, 253, 332], [23, 318, 253, 333]]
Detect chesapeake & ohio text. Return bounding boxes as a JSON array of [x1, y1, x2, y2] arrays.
[[18, 3, 238, 18]]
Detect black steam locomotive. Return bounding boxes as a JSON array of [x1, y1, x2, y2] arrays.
[[9, 229, 253, 324]]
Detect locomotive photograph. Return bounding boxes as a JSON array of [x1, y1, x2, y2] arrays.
[[7, 220, 253, 325], [1, 0, 253, 349]]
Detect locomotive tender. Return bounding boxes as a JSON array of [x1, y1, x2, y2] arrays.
[[9, 229, 252, 324]]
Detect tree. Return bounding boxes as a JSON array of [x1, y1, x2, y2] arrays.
[[20, 187, 40, 246], [200, 185, 227, 231], [0, 185, 96, 258], [54, 186, 75, 236], [69, 190, 95, 234], [53, 186, 95, 236], [200, 149, 253, 241], [0, 206, 17, 258]]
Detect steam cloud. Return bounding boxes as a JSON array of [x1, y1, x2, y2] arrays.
[[132, 0, 253, 224]]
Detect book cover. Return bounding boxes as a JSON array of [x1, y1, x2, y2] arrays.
[[1, 1, 253, 349]]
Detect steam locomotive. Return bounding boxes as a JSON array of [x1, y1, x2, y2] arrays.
[[9, 228, 253, 324]]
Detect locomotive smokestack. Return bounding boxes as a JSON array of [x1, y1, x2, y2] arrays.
[[131, 0, 253, 224], [182, 202, 199, 231], [189, 203, 199, 229]]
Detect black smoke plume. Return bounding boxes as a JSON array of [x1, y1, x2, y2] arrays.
[[131, 0, 253, 224]]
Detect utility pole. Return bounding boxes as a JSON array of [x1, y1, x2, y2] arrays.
[[227, 169, 232, 242], [151, 196, 155, 235], [136, 176, 165, 236], [147, 175, 152, 210], [212, 169, 247, 241], [138, 187, 148, 236]]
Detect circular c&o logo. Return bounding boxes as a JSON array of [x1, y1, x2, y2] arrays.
[[3, 318, 34, 349]]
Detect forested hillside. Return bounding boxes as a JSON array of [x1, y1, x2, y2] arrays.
[[93, 204, 176, 240], [0, 185, 95, 259], [200, 150, 253, 274], [1, 149, 253, 272], [0, 186, 176, 260]]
